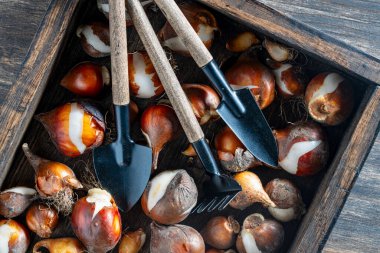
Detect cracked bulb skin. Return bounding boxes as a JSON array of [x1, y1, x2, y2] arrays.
[[0, 219, 30, 253], [33, 237, 85, 253], [76, 22, 110, 58], [36, 102, 105, 157], [274, 121, 329, 176], [0, 187, 36, 218], [71, 188, 121, 253]]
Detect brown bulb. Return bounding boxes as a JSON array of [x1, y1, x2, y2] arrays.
[[26, 203, 59, 238], [33, 237, 85, 253], [76, 22, 110, 58], [0, 219, 30, 253], [0, 187, 36, 218], [118, 228, 146, 253], [201, 216, 240, 249]]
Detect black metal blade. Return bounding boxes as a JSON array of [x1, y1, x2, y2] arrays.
[[217, 88, 278, 167], [93, 142, 152, 212]]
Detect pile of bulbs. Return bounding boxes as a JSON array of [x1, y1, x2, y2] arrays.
[[0, 1, 355, 253]]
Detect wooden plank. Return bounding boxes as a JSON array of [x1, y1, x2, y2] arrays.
[[257, 0, 380, 59], [198, 0, 380, 85], [290, 85, 380, 252], [322, 135, 380, 253], [0, 0, 80, 184], [0, 0, 50, 101]]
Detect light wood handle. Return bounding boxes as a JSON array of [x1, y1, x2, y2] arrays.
[[154, 0, 213, 67], [109, 0, 129, 105], [127, 0, 204, 143]]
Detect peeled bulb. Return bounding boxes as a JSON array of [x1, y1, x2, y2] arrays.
[[60, 62, 110, 97], [26, 203, 59, 238], [305, 72, 354, 125], [0, 219, 30, 253], [150, 222, 205, 253], [33, 237, 85, 253], [141, 104, 181, 171], [201, 216, 240, 250], [274, 122, 329, 176], [97, 0, 153, 27], [225, 56, 275, 109], [263, 38, 293, 62], [270, 61, 305, 98], [118, 228, 146, 253], [183, 84, 220, 125], [226, 31, 260, 53], [76, 22, 110, 58], [0, 187, 36, 218], [229, 171, 275, 210], [215, 126, 261, 172], [22, 143, 82, 214], [71, 188, 122, 253], [158, 2, 218, 56], [236, 213, 284, 253], [265, 179, 306, 222], [141, 169, 198, 225], [36, 102, 105, 157], [128, 52, 165, 99]]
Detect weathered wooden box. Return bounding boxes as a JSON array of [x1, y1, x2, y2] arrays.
[[0, 0, 379, 252]]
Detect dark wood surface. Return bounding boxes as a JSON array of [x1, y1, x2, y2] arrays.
[[0, 1, 379, 253]]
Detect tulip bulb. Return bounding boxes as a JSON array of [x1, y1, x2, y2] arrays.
[[71, 188, 122, 253], [229, 171, 275, 210], [76, 22, 110, 58], [225, 57, 275, 109], [60, 62, 110, 97], [215, 126, 262, 172], [158, 2, 218, 56], [33, 237, 85, 253], [263, 38, 294, 62], [128, 52, 165, 99], [150, 222, 205, 253], [0, 219, 30, 253], [236, 213, 284, 253], [36, 102, 105, 157], [201, 216, 240, 250], [270, 61, 305, 98], [183, 84, 220, 125], [0, 187, 36, 218], [274, 122, 329, 176], [265, 179, 306, 222], [141, 170, 198, 225], [141, 104, 181, 171], [226, 31, 260, 53], [305, 72, 354, 125], [26, 203, 59, 238], [119, 228, 146, 253]]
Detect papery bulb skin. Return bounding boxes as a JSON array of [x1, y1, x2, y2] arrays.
[[263, 38, 293, 62], [215, 126, 262, 172], [36, 102, 105, 157], [76, 22, 110, 58], [150, 222, 205, 253], [141, 170, 198, 225], [0, 187, 36, 218], [271, 62, 305, 98], [118, 228, 146, 253], [226, 31, 260, 53], [71, 188, 122, 253], [60, 62, 110, 97], [141, 104, 181, 171], [26, 203, 59, 238], [158, 2, 218, 56], [0, 219, 30, 253], [128, 52, 165, 99], [274, 122, 329, 176], [183, 84, 220, 125], [225, 57, 275, 109], [265, 178, 306, 222], [305, 72, 354, 125], [33, 237, 85, 253]]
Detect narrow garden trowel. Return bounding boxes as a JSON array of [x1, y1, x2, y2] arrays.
[[92, 0, 152, 211]]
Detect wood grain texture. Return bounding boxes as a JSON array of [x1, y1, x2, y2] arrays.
[[0, 0, 81, 184], [0, 0, 50, 100], [155, 0, 213, 67], [128, 0, 204, 143], [198, 0, 380, 85], [109, 0, 130, 105], [257, 0, 380, 59]]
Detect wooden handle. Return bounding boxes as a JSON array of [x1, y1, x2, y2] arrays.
[[109, 0, 129, 105], [154, 0, 213, 67], [127, 0, 204, 143]]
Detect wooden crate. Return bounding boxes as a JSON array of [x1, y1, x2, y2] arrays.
[[0, 0, 379, 252]]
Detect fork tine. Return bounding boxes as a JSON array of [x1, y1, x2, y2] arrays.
[[191, 197, 213, 214], [199, 197, 217, 213], [218, 194, 235, 211], [207, 195, 228, 212]]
